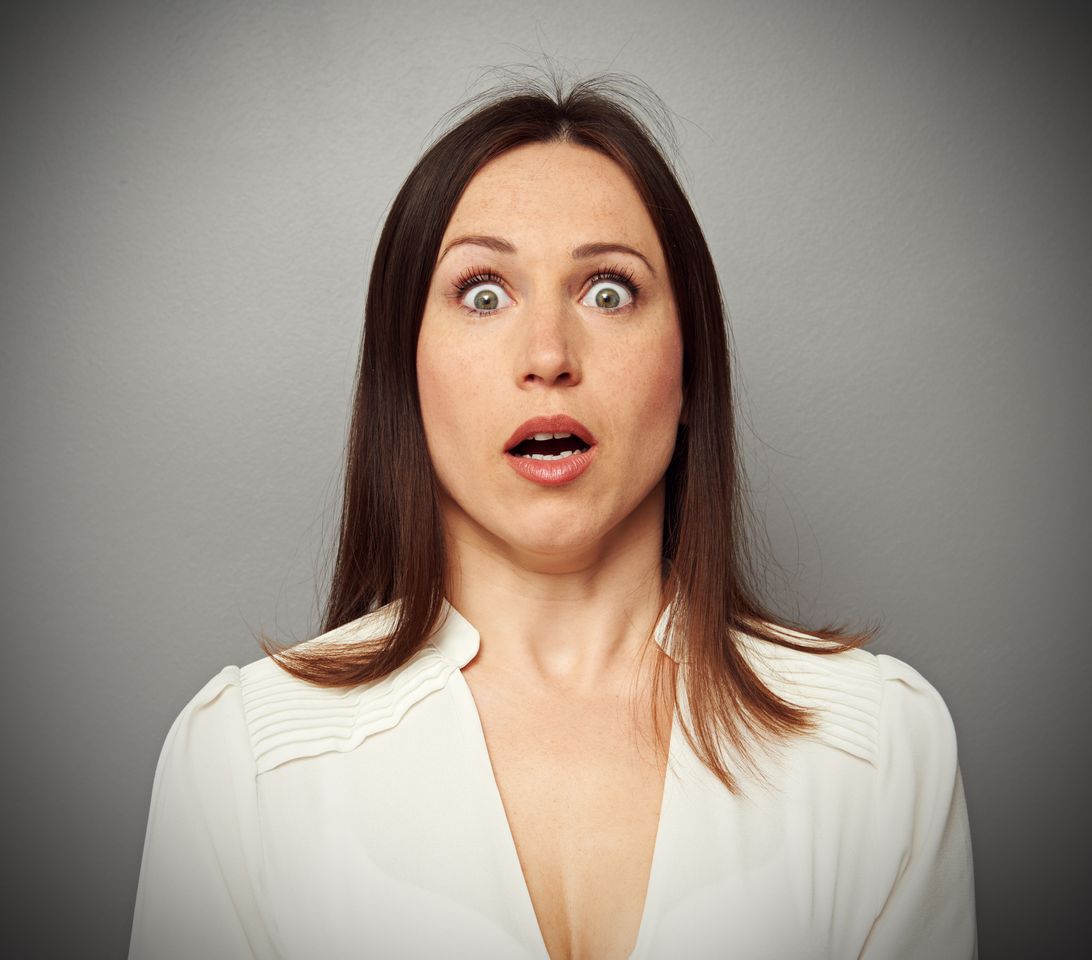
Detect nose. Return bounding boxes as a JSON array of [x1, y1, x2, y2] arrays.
[[517, 297, 583, 389]]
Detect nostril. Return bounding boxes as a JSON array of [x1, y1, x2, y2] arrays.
[[524, 371, 574, 385]]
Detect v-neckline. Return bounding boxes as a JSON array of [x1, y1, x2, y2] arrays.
[[451, 666, 678, 960]]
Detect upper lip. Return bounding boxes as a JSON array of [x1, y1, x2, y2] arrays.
[[504, 415, 596, 452]]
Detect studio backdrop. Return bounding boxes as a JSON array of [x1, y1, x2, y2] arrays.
[[1, 2, 1089, 958]]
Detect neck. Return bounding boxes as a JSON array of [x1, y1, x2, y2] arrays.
[[442, 487, 669, 692]]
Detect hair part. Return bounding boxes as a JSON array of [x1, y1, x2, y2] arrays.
[[257, 66, 876, 793]]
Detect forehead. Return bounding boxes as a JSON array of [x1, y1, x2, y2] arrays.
[[442, 141, 659, 249]]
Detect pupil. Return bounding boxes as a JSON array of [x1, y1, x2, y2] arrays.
[[474, 290, 497, 311], [597, 288, 620, 309]]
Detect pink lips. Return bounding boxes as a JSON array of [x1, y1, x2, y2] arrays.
[[504, 414, 597, 487]]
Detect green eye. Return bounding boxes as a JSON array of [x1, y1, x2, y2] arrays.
[[460, 282, 511, 314], [595, 287, 621, 309], [582, 280, 633, 311], [473, 289, 500, 311]]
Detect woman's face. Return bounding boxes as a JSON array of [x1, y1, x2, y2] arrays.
[[416, 141, 684, 568]]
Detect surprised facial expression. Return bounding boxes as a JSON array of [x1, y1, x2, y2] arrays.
[[416, 141, 685, 569]]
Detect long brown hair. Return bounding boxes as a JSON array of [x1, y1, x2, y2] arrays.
[[258, 70, 874, 792]]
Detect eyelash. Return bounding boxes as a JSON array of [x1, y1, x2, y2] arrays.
[[450, 263, 643, 316]]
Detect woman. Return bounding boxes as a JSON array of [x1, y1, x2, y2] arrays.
[[129, 74, 977, 959]]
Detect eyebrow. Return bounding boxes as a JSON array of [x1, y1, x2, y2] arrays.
[[437, 234, 657, 277]]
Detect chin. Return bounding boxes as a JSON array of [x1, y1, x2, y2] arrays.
[[499, 513, 622, 564], [515, 529, 600, 558]]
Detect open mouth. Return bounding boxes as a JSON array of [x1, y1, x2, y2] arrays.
[[503, 418, 597, 486], [507, 431, 592, 461]]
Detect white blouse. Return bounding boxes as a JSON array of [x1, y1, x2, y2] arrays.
[[129, 600, 977, 959]]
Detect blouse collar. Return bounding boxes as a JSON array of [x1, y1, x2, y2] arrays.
[[428, 596, 685, 667]]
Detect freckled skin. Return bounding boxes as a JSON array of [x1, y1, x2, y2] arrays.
[[416, 141, 685, 573]]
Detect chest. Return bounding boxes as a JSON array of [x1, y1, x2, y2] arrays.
[[464, 673, 671, 960], [255, 676, 886, 960]]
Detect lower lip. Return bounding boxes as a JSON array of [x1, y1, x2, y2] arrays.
[[505, 446, 597, 486]]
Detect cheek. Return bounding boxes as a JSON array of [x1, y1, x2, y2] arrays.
[[416, 327, 492, 476], [632, 327, 684, 425], [629, 331, 684, 480], [415, 330, 459, 452]]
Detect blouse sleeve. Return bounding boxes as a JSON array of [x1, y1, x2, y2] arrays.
[[128, 666, 281, 959], [859, 655, 978, 960]]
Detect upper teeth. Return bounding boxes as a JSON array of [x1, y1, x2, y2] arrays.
[[529, 432, 574, 441]]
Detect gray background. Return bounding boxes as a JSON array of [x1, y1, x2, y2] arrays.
[[2, 1, 1088, 957]]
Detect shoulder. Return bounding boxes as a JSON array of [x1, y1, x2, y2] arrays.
[[735, 627, 959, 770], [173, 602, 459, 777]]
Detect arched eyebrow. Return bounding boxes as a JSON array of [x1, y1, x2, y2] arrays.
[[438, 234, 516, 262], [573, 241, 657, 277], [437, 234, 657, 277]]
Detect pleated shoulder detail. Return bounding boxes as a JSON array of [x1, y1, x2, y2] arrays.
[[735, 630, 884, 765], [238, 646, 455, 775], [235, 606, 457, 776]]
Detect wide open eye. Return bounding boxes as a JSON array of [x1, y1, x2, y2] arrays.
[[460, 281, 513, 315], [581, 279, 635, 312]]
